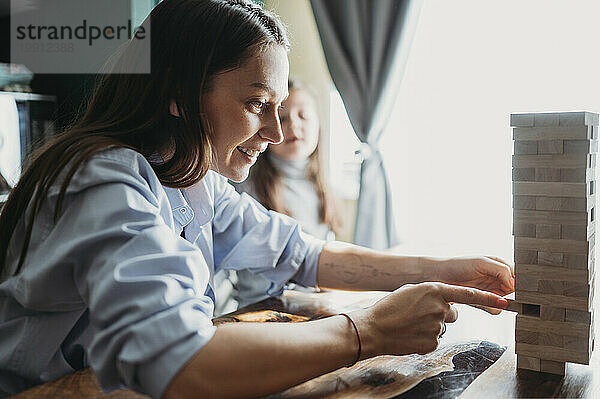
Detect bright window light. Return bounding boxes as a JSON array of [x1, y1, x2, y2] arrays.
[[330, 0, 600, 260]]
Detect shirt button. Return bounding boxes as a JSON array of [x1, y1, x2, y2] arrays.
[[180, 208, 186, 213]]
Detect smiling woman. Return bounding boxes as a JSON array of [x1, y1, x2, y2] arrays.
[[0, 1, 514, 398], [201, 45, 288, 182]]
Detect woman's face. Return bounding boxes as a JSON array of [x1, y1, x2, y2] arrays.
[[269, 88, 320, 161], [202, 45, 289, 182]]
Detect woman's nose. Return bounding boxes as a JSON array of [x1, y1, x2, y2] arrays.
[[260, 111, 284, 144]]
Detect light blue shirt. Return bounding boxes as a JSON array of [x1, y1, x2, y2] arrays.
[[232, 153, 335, 307], [0, 148, 324, 398]]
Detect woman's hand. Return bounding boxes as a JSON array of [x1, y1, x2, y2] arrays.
[[428, 256, 514, 314], [435, 256, 514, 296], [353, 282, 508, 358]]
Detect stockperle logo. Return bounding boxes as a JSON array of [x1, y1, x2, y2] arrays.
[[11, 0, 150, 74]]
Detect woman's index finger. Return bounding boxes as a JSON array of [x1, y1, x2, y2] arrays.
[[438, 284, 509, 309]]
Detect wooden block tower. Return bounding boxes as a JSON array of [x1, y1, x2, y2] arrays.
[[511, 111, 597, 374]]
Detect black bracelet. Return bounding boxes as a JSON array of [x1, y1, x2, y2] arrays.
[[339, 313, 361, 367]]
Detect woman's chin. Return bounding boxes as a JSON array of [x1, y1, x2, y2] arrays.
[[227, 167, 251, 183]]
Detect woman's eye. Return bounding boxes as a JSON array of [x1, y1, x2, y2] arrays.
[[249, 101, 266, 113]]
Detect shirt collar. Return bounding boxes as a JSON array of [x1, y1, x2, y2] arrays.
[[163, 176, 214, 231], [183, 176, 214, 226], [163, 187, 195, 229]]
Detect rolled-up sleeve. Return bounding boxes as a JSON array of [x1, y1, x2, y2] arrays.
[[55, 152, 216, 398], [210, 173, 325, 296]]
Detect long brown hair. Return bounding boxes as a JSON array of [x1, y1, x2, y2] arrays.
[[0, 0, 289, 278], [248, 80, 343, 235]]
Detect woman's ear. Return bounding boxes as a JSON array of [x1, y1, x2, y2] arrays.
[[169, 100, 181, 117]]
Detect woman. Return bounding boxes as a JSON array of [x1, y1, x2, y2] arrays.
[[0, 1, 513, 398], [231, 79, 341, 307]]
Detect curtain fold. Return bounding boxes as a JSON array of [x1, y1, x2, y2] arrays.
[[310, 0, 422, 249]]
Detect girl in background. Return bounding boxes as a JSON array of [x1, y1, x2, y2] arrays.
[[230, 79, 343, 307]]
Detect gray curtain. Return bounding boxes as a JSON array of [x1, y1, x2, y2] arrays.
[[310, 0, 422, 249]]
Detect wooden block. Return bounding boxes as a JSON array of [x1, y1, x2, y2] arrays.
[[514, 237, 591, 255], [562, 224, 589, 241], [539, 332, 564, 347], [563, 335, 592, 353], [515, 249, 538, 264], [540, 306, 565, 321], [516, 329, 539, 344], [514, 209, 587, 224], [561, 168, 587, 182], [514, 141, 538, 155], [516, 342, 589, 364], [511, 113, 535, 127], [537, 251, 564, 266], [515, 276, 539, 291], [559, 112, 599, 127], [515, 314, 590, 338], [565, 309, 592, 323], [536, 224, 561, 239], [516, 354, 541, 371], [535, 197, 587, 212], [564, 253, 589, 269], [513, 126, 591, 140], [564, 140, 598, 154], [513, 154, 591, 169], [513, 222, 536, 237], [512, 182, 587, 198], [535, 113, 560, 127], [505, 298, 522, 313], [515, 291, 590, 311], [538, 280, 565, 295], [536, 280, 589, 298], [515, 263, 588, 282], [538, 140, 564, 154], [514, 196, 536, 210], [513, 168, 535, 181], [535, 168, 561, 182], [564, 281, 591, 298], [540, 360, 565, 375]]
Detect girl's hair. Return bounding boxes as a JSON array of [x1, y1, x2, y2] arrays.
[[248, 79, 343, 235], [0, 173, 9, 193], [0, 0, 289, 277]]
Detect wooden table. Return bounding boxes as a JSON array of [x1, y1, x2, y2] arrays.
[[9, 290, 600, 398]]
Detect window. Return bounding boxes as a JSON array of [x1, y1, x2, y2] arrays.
[[330, 0, 600, 259]]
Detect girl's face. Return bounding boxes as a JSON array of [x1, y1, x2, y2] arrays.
[[202, 45, 289, 182], [269, 88, 320, 161]]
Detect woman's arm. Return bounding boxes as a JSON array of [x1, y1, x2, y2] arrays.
[[317, 241, 515, 294], [165, 314, 360, 399], [165, 282, 507, 399]]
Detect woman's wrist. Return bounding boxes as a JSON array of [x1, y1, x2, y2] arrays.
[[415, 256, 448, 283], [352, 309, 379, 360]]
